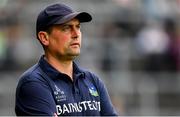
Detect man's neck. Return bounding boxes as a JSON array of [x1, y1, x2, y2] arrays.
[[44, 55, 73, 80]]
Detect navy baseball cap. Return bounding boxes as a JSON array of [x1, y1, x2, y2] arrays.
[[36, 3, 92, 38]]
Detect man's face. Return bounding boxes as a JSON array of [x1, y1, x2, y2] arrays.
[[46, 18, 82, 60]]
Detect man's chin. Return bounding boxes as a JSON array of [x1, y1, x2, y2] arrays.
[[67, 53, 80, 60]]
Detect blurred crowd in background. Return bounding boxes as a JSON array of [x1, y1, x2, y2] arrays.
[[1, 0, 180, 116]]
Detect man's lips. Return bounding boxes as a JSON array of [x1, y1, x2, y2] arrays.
[[70, 43, 80, 47]]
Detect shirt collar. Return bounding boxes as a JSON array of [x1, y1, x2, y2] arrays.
[[38, 55, 84, 80]]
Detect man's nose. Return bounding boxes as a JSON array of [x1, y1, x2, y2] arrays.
[[71, 28, 80, 38]]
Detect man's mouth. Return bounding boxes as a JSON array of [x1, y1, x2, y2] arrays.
[[70, 43, 80, 47]]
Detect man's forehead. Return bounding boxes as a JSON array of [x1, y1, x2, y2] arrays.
[[50, 18, 80, 29]]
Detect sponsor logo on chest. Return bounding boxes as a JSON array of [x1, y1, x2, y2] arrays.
[[53, 84, 101, 115], [54, 85, 67, 102], [56, 101, 101, 115]]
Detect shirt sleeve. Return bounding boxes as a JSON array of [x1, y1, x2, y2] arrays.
[[15, 80, 56, 116], [91, 73, 118, 116]]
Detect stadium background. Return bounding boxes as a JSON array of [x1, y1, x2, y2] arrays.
[[1, 0, 180, 115]]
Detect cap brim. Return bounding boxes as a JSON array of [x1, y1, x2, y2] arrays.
[[54, 12, 92, 24]]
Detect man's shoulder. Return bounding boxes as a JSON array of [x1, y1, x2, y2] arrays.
[[82, 69, 99, 79], [18, 63, 43, 83], [82, 69, 104, 85]]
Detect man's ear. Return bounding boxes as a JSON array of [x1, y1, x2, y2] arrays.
[[38, 31, 49, 46]]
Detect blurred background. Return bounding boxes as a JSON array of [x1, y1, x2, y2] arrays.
[[1, 0, 180, 116]]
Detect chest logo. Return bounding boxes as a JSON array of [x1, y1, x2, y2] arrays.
[[54, 85, 67, 102], [89, 86, 99, 97]]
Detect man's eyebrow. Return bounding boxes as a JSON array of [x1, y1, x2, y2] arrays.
[[62, 23, 80, 26]]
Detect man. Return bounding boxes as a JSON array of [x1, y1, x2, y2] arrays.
[[15, 3, 118, 116]]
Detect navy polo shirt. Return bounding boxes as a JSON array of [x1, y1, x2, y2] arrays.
[[15, 56, 118, 116]]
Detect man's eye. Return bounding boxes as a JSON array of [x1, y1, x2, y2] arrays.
[[76, 25, 81, 29], [62, 26, 70, 30]]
